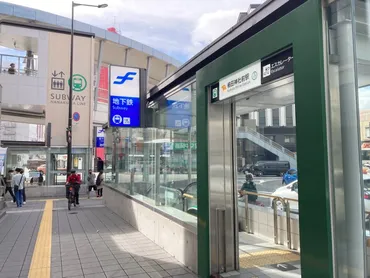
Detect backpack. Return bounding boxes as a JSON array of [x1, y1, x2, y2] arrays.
[[96, 175, 102, 186]]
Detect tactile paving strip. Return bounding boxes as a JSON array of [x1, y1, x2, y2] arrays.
[[239, 249, 300, 269]]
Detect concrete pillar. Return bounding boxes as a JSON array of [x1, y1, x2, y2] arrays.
[[265, 109, 272, 126], [335, 10, 366, 276], [279, 106, 286, 126], [165, 64, 170, 77], [292, 104, 296, 126]]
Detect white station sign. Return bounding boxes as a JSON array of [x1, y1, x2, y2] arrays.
[[218, 60, 261, 101]]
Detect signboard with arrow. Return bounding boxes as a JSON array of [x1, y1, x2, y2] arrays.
[[51, 70, 66, 90]]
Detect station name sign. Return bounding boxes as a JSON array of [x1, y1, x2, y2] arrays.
[[216, 60, 261, 102], [212, 48, 293, 103]]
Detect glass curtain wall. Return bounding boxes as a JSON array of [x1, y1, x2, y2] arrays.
[[105, 80, 197, 224], [325, 0, 370, 276]]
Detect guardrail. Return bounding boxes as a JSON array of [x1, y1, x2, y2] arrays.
[[242, 190, 298, 250], [0, 54, 38, 76]]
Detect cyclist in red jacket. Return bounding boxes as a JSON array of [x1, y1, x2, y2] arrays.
[[66, 169, 81, 205]]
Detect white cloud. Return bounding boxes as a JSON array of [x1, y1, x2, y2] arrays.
[[2, 0, 265, 61], [189, 9, 241, 56]]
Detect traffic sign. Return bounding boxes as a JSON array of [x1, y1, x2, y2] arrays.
[[73, 112, 80, 122]]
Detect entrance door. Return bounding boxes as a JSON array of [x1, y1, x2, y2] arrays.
[[208, 73, 301, 277], [235, 75, 301, 277]]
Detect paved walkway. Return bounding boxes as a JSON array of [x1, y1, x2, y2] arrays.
[[233, 232, 301, 278], [0, 199, 196, 278]]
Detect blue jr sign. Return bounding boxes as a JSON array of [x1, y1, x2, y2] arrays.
[[109, 66, 141, 128]]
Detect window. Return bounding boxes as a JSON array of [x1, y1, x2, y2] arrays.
[[366, 127, 370, 138], [284, 135, 296, 143], [266, 135, 275, 141]]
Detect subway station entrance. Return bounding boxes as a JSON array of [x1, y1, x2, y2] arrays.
[[194, 0, 345, 277]]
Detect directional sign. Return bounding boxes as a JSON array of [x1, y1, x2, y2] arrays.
[[96, 128, 105, 148], [271, 263, 298, 272], [109, 66, 141, 128], [166, 87, 192, 129]]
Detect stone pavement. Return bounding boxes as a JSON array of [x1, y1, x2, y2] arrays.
[[0, 199, 197, 278]]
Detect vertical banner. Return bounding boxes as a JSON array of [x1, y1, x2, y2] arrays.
[[109, 66, 141, 127], [46, 32, 94, 147], [96, 128, 105, 148]]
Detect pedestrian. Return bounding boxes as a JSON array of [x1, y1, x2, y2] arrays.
[[12, 168, 25, 208], [96, 170, 104, 197], [3, 170, 16, 202], [87, 169, 97, 199], [8, 63, 16, 74], [66, 170, 81, 205], [38, 171, 43, 186], [20, 169, 26, 204]]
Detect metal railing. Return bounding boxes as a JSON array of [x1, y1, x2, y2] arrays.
[[243, 190, 298, 250], [0, 54, 38, 76], [238, 126, 297, 160]]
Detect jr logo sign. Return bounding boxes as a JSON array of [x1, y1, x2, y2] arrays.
[[113, 72, 137, 85]]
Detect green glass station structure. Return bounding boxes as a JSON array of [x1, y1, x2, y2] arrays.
[[104, 0, 370, 277]]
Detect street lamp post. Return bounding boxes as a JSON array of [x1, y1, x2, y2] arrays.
[[67, 1, 108, 175]]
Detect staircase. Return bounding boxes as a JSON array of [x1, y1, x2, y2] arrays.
[[237, 126, 297, 168]]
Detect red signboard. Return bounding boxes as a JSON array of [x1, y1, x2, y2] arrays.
[[98, 66, 108, 103]]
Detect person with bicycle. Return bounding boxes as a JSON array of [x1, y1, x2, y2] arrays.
[[66, 169, 81, 205]]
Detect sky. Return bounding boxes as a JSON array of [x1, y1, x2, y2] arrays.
[[2, 0, 263, 63]]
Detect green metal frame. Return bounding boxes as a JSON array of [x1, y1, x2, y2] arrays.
[[196, 0, 333, 277]]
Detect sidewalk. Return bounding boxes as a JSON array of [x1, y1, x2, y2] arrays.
[[0, 199, 197, 278]]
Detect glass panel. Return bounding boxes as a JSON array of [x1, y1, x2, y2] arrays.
[[6, 148, 46, 185], [235, 74, 301, 274], [106, 81, 197, 225]]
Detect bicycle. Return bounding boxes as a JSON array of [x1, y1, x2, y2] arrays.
[[67, 184, 76, 210]]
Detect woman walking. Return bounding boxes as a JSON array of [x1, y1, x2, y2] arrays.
[[96, 170, 104, 197]]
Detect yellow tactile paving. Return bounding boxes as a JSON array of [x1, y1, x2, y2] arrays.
[[239, 249, 300, 269], [28, 200, 53, 278]]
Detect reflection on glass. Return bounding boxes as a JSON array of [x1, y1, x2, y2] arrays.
[[105, 81, 197, 224]]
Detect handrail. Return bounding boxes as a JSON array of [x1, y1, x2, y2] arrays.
[[240, 190, 298, 203], [183, 193, 195, 199], [243, 190, 296, 250]]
